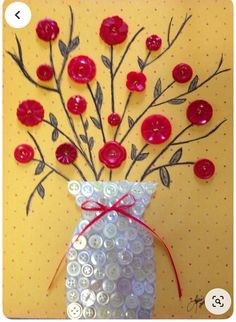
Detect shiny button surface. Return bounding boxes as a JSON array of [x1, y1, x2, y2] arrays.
[[130, 239, 144, 254], [96, 306, 112, 319], [67, 302, 82, 319], [81, 264, 93, 277], [80, 289, 96, 307], [88, 234, 103, 249], [107, 210, 118, 223], [137, 309, 151, 319], [125, 226, 138, 240], [68, 180, 81, 195], [122, 265, 134, 278], [104, 239, 115, 250], [91, 250, 106, 266], [117, 277, 132, 296], [83, 306, 96, 319], [81, 182, 94, 197], [115, 236, 128, 249], [78, 276, 90, 289], [118, 249, 133, 266], [97, 291, 109, 305], [132, 280, 145, 296], [105, 263, 121, 281], [67, 289, 80, 302], [103, 223, 117, 239], [94, 267, 105, 280], [73, 235, 87, 250], [90, 279, 102, 292], [145, 281, 155, 294], [77, 251, 90, 264], [110, 292, 124, 308], [67, 248, 77, 261], [102, 279, 116, 294], [103, 183, 118, 198], [125, 294, 139, 309], [140, 294, 155, 309], [65, 276, 77, 289], [67, 261, 81, 277]]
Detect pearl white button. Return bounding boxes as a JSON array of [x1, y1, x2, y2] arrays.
[[131, 183, 144, 199], [78, 276, 90, 289], [91, 250, 106, 266], [143, 246, 154, 259], [83, 306, 96, 319], [117, 217, 128, 231], [81, 182, 94, 197], [124, 226, 138, 240], [103, 183, 118, 198], [107, 210, 118, 223], [78, 219, 89, 232], [80, 289, 96, 307], [66, 248, 77, 261], [67, 302, 82, 319], [110, 292, 124, 308], [65, 276, 77, 289], [103, 223, 117, 239], [102, 279, 116, 294], [130, 239, 144, 254], [132, 256, 143, 269], [81, 264, 93, 277], [94, 267, 105, 280], [73, 235, 87, 250], [67, 261, 81, 277], [97, 291, 109, 305], [104, 239, 115, 250], [121, 265, 134, 279], [118, 249, 133, 266], [67, 289, 80, 302], [105, 263, 121, 281], [115, 236, 128, 249], [88, 234, 103, 249], [77, 251, 90, 264], [134, 268, 146, 281], [92, 217, 106, 232], [125, 294, 139, 309], [96, 306, 112, 319], [68, 180, 81, 195]]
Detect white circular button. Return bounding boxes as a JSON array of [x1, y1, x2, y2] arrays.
[[94, 267, 105, 280], [110, 292, 124, 308], [104, 183, 118, 198], [205, 288, 231, 315], [125, 294, 139, 309], [103, 223, 117, 239], [118, 250, 133, 266], [67, 248, 77, 261], [88, 234, 103, 249], [77, 251, 90, 264], [97, 291, 109, 305], [67, 302, 83, 319], [83, 306, 96, 319], [105, 263, 121, 281], [91, 250, 106, 266], [65, 277, 77, 289], [90, 279, 102, 292], [68, 180, 81, 195], [81, 264, 93, 277], [73, 235, 87, 250], [96, 306, 112, 319], [80, 289, 96, 307], [104, 239, 115, 250], [81, 182, 94, 197], [125, 226, 138, 240], [67, 261, 81, 277], [130, 239, 144, 254], [67, 289, 80, 302], [102, 279, 116, 294], [5, 2, 31, 29], [78, 277, 90, 289]]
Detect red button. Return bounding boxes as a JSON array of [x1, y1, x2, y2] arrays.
[[99, 141, 127, 169], [67, 95, 87, 115], [36, 64, 53, 81], [108, 113, 121, 126], [194, 159, 215, 179], [187, 100, 213, 125], [172, 63, 193, 83], [14, 144, 34, 163], [141, 114, 172, 144], [56, 143, 78, 164]]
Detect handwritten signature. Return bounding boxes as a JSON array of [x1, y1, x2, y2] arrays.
[[187, 295, 205, 313]]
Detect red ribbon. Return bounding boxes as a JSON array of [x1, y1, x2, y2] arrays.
[[48, 193, 182, 298]]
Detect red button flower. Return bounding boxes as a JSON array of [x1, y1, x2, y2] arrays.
[[126, 72, 147, 92], [17, 100, 44, 126], [36, 19, 59, 41], [194, 159, 215, 179], [56, 143, 78, 165], [141, 114, 172, 144], [187, 100, 213, 125], [68, 56, 96, 84], [36, 64, 53, 81], [100, 16, 128, 45], [146, 35, 162, 51], [99, 141, 127, 169], [108, 113, 121, 126], [14, 144, 34, 163], [67, 95, 87, 115], [172, 63, 193, 83]]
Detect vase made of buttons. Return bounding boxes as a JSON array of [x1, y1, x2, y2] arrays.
[[66, 181, 157, 319]]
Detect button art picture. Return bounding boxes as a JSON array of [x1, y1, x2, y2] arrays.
[[3, 0, 233, 319]]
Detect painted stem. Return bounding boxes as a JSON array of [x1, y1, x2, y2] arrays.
[[125, 144, 149, 179], [147, 161, 195, 176]]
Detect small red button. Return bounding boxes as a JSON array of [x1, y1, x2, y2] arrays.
[[67, 95, 87, 115], [194, 159, 215, 179], [14, 144, 34, 163], [56, 143, 78, 164], [108, 113, 121, 126], [141, 114, 172, 144], [172, 63, 193, 83], [187, 100, 213, 125], [36, 64, 53, 81]]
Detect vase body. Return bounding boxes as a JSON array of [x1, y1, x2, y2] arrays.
[[66, 181, 157, 319]]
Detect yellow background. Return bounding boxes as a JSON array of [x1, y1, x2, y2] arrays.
[[3, 0, 233, 318]]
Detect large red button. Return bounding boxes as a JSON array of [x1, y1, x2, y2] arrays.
[[141, 114, 172, 144], [14, 144, 34, 163], [187, 100, 213, 125], [172, 63, 193, 83], [194, 159, 215, 179]]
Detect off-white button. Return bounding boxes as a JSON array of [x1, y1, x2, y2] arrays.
[[5, 2, 31, 29], [73, 235, 87, 250], [83, 306, 96, 319], [105, 263, 121, 281], [81, 182, 94, 197], [81, 264, 93, 277], [68, 180, 81, 195], [88, 234, 103, 249], [80, 289, 96, 307], [103, 223, 117, 239], [67, 261, 81, 277], [67, 289, 80, 302], [205, 288, 232, 315], [67, 248, 77, 261], [67, 302, 83, 319]]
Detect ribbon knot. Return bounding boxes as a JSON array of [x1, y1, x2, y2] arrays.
[[48, 193, 182, 299]]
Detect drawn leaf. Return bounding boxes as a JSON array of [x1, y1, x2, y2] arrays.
[[101, 55, 111, 69], [136, 153, 149, 161], [69, 36, 80, 51], [131, 144, 137, 160], [169, 148, 182, 164], [49, 113, 58, 127], [58, 40, 67, 57], [89, 137, 94, 150], [35, 161, 45, 175], [37, 183, 45, 199], [80, 135, 88, 144], [128, 116, 134, 128], [137, 56, 144, 70], [95, 82, 103, 110], [168, 98, 186, 105], [84, 119, 89, 131], [188, 75, 199, 92], [52, 129, 59, 141], [90, 116, 101, 129], [154, 78, 162, 98], [159, 167, 170, 188]]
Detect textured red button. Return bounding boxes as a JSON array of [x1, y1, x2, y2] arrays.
[[108, 113, 121, 126], [99, 141, 127, 168], [146, 35, 162, 51], [36, 64, 53, 81], [68, 56, 96, 84], [14, 144, 34, 163], [172, 63, 193, 83], [67, 95, 87, 115], [194, 159, 215, 179], [56, 143, 77, 164], [141, 114, 172, 144], [187, 100, 213, 125]]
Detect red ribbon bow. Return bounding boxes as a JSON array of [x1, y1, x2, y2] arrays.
[[48, 193, 182, 298]]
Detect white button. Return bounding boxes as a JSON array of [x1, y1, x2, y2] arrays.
[[140, 294, 155, 309], [68, 180, 81, 195], [125, 294, 139, 309], [107, 210, 118, 223], [81, 182, 94, 197], [146, 271, 156, 283], [104, 239, 115, 250], [96, 306, 112, 319], [115, 236, 128, 249], [67, 248, 77, 261], [91, 250, 106, 266], [118, 250, 133, 265], [130, 239, 144, 254], [80, 289, 96, 307], [142, 232, 154, 246], [105, 263, 121, 281], [97, 291, 109, 305], [82, 211, 96, 221], [92, 217, 106, 232], [67, 302, 83, 319], [94, 267, 105, 280], [205, 288, 232, 315], [67, 261, 81, 277], [90, 279, 102, 292], [88, 234, 103, 249], [81, 264, 93, 277], [78, 276, 90, 289], [83, 306, 96, 319], [77, 251, 90, 264], [103, 183, 118, 198], [141, 182, 157, 195], [106, 251, 118, 263], [78, 219, 89, 232], [102, 279, 116, 294], [132, 201, 145, 217], [143, 246, 154, 259], [5, 2, 31, 29], [143, 259, 155, 273], [131, 183, 144, 199], [110, 292, 124, 308], [103, 223, 117, 239], [132, 280, 145, 296], [132, 256, 143, 269], [119, 181, 131, 193], [67, 289, 80, 302], [73, 235, 87, 250], [65, 277, 77, 289], [124, 226, 138, 240], [121, 265, 134, 278]]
